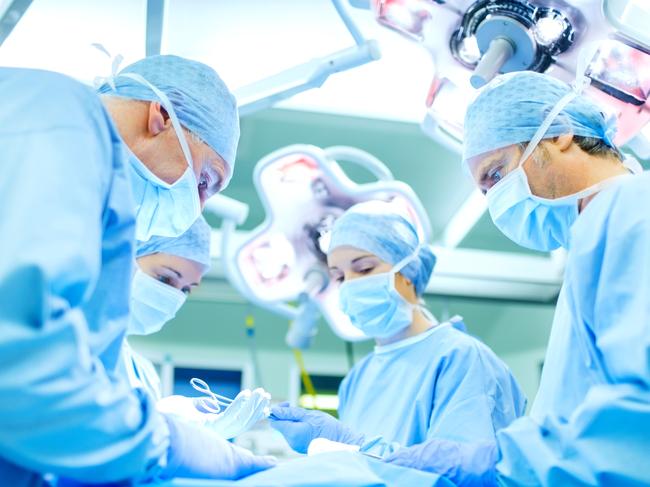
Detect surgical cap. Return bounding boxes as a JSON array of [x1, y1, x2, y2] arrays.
[[328, 201, 436, 296], [463, 71, 617, 162], [97, 54, 240, 179], [136, 215, 212, 272]]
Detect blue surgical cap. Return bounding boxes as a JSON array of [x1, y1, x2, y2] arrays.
[[97, 54, 240, 179], [463, 71, 617, 162], [328, 201, 436, 296], [136, 215, 212, 272]]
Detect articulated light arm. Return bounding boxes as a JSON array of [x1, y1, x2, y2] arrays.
[[235, 0, 381, 116]]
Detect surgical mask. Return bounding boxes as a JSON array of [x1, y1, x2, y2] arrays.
[[127, 147, 201, 242], [485, 71, 624, 252], [98, 62, 201, 241], [338, 248, 420, 339], [129, 268, 187, 336]]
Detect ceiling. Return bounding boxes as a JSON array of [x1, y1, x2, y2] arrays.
[[0, 0, 435, 121]]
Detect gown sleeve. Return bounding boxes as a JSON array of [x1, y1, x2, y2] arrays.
[[0, 72, 169, 482]]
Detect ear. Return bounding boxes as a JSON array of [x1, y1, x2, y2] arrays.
[[552, 133, 574, 152], [396, 273, 418, 303], [146, 102, 172, 136]]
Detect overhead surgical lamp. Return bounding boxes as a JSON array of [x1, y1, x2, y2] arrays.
[[450, 1, 578, 88], [353, 0, 650, 153], [217, 145, 432, 349], [234, 0, 381, 116]]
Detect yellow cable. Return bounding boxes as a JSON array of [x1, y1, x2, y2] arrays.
[[292, 348, 317, 397], [245, 314, 255, 330]]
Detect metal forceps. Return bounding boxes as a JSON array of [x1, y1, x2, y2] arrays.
[[190, 377, 234, 414]]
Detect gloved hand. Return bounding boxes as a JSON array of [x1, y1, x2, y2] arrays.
[[157, 395, 207, 423], [269, 403, 365, 454], [161, 414, 277, 480], [384, 438, 498, 487], [200, 388, 271, 439], [157, 388, 271, 439]]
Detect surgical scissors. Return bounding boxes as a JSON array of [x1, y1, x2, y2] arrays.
[[190, 377, 234, 414]]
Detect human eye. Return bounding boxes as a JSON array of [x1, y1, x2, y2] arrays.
[[329, 270, 344, 284], [198, 172, 210, 197], [357, 265, 376, 275], [157, 274, 174, 287], [488, 165, 504, 184], [353, 258, 378, 275]]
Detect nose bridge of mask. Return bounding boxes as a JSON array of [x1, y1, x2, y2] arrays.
[[133, 268, 187, 312]]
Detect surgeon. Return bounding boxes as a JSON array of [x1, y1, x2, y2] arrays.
[[0, 56, 275, 484], [269, 201, 526, 457], [123, 216, 271, 440], [383, 71, 650, 486]]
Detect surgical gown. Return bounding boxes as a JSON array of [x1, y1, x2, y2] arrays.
[[339, 321, 527, 456], [0, 68, 169, 484], [119, 341, 163, 402], [496, 172, 650, 485]]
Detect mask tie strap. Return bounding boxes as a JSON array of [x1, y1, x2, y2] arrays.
[[390, 243, 424, 274], [517, 43, 598, 167]]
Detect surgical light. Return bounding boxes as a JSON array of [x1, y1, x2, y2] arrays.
[[425, 77, 469, 142], [372, 0, 434, 41], [219, 145, 432, 343], [250, 235, 295, 282], [450, 0, 578, 86], [534, 13, 568, 47], [458, 35, 481, 65]]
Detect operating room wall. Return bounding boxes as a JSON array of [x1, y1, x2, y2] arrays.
[[130, 295, 554, 407]]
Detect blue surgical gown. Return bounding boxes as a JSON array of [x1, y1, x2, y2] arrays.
[[0, 68, 169, 484], [119, 340, 164, 401], [338, 321, 527, 456], [497, 172, 650, 485]]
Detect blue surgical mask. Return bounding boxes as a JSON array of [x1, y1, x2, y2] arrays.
[[487, 166, 580, 251], [129, 268, 187, 336], [338, 249, 419, 339], [127, 149, 201, 242]]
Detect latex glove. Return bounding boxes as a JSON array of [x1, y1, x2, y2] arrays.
[[161, 414, 277, 480], [201, 388, 271, 439], [384, 438, 498, 487], [158, 389, 271, 440], [269, 403, 365, 454]]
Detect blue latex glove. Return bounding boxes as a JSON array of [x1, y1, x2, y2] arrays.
[[384, 438, 498, 487], [161, 415, 277, 480], [269, 403, 365, 454]]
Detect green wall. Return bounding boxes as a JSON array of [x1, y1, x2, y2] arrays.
[[130, 293, 555, 405]]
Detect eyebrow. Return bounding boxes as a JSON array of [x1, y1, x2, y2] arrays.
[[162, 265, 182, 279], [351, 254, 377, 263], [329, 253, 377, 272]]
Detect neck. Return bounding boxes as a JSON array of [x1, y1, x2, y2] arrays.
[[577, 156, 629, 212], [375, 307, 436, 346]]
